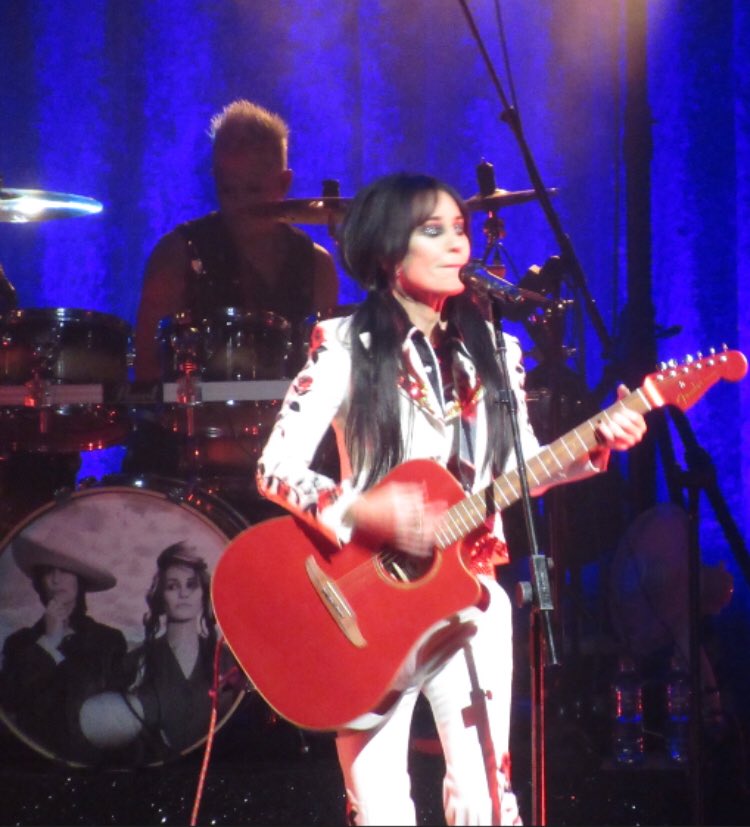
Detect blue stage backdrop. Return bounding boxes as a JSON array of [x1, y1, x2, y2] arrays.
[[1, 1, 748, 622]]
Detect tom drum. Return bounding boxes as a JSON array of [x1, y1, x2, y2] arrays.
[[0, 308, 131, 452], [156, 308, 293, 501]]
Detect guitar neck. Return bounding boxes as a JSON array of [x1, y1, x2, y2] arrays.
[[435, 386, 654, 550]]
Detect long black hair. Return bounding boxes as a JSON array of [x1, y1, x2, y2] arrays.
[[339, 173, 512, 489]]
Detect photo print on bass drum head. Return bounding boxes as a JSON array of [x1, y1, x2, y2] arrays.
[[0, 477, 248, 768]]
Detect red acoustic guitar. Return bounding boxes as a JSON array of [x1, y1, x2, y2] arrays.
[[212, 350, 747, 731]]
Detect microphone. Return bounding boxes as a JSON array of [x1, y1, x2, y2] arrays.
[[459, 261, 527, 304]]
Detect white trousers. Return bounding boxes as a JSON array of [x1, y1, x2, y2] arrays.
[[335, 576, 521, 826]]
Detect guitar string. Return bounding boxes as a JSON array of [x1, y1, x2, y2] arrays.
[[327, 408, 622, 590]]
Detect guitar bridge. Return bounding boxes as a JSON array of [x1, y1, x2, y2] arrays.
[[305, 556, 367, 648]]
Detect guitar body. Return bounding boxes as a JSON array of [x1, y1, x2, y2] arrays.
[[212, 459, 483, 731]]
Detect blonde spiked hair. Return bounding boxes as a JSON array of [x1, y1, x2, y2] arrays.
[[209, 99, 289, 167]]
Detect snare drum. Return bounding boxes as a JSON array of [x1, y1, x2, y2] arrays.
[[0, 476, 247, 767], [0, 308, 131, 452]]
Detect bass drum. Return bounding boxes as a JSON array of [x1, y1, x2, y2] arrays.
[[0, 308, 131, 453], [0, 476, 249, 768]]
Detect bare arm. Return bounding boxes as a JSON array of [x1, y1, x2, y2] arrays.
[[311, 243, 339, 313], [133, 232, 190, 382]]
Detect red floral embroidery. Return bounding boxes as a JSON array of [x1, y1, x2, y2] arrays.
[[308, 325, 327, 359], [316, 486, 342, 513], [276, 479, 293, 502], [501, 751, 512, 784], [398, 371, 429, 406], [466, 532, 509, 574], [294, 374, 314, 395]]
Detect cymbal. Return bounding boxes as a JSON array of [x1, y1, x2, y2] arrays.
[[246, 186, 558, 226], [464, 187, 558, 212], [246, 197, 351, 225], [0, 189, 103, 223]]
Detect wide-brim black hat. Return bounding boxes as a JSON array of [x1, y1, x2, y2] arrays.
[[11, 534, 117, 592]]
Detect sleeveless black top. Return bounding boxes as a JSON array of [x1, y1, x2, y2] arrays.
[[176, 212, 316, 326]]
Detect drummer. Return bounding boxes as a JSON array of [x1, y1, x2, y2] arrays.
[[126, 99, 339, 486], [132, 98, 339, 382]]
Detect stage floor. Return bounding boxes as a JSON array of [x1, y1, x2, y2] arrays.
[[0, 689, 747, 825]]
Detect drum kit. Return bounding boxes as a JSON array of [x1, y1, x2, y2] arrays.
[[0, 180, 551, 768], [0, 181, 550, 465]]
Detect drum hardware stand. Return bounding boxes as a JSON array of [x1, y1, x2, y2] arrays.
[[322, 178, 341, 243], [173, 329, 205, 484], [474, 159, 509, 275], [0, 260, 18, 312], [24, 372, 52, 437], [176, 371, 202, 439], [24, 336, 63, 438]]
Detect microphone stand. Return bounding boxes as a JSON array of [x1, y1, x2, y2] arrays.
[[491, 299, 557, 827], [454, 3, 615, 823]]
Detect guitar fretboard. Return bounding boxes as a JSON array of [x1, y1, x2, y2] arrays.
[[434, 387, 654, 549]]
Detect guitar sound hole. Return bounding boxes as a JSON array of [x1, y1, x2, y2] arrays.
[[378, 548, 435, 583]]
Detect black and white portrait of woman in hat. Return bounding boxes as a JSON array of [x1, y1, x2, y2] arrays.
[[0, 533, 127, 762]]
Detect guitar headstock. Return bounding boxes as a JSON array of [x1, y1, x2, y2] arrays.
[[641, 348, 748, 412]]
